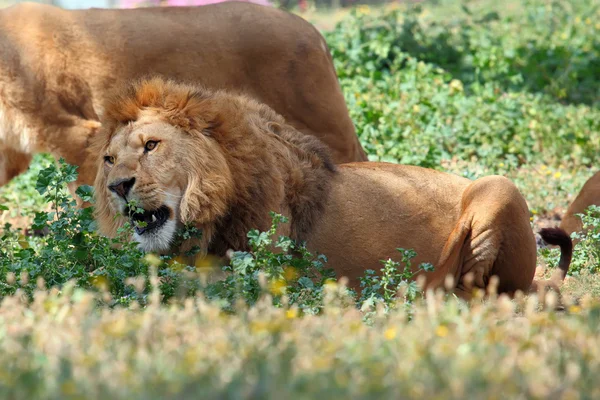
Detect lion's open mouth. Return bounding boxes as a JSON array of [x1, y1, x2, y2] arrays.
[[127, 205, 171, 235]]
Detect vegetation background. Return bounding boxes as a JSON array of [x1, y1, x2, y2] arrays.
[[0, 0, 600, 398]]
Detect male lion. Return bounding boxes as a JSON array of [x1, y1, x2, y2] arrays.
[[93, 78, 572, 298], [0, 2, 365, 193], [560, 171, 600, 243]]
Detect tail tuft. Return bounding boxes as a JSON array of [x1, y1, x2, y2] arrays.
[[538, 227, 573, 282]]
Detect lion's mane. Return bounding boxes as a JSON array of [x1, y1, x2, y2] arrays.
[[92, 77, 336, 253]]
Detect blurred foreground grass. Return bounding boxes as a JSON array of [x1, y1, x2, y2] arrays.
[[1, 281, 599, 399]]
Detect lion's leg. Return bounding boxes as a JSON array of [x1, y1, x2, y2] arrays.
[[560, 170, 600, 242], [436, 176, 537, 296], [0, 144, 32, 186], [466, 176, 537, 294]]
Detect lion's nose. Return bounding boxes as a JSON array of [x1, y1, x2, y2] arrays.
[[108, 177, 136, 199]]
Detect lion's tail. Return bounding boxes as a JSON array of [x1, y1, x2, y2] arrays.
[[538, 227, 573, 284]]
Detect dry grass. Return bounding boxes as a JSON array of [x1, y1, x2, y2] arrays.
[[0, 279, 598, 399]]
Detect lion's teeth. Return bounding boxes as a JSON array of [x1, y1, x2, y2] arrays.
[[151, 215, 157, 222]]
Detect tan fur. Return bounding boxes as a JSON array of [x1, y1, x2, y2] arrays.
[[0, 2, 366, 196], [560, 170, 600, 243], [95, 78, 571, 298]]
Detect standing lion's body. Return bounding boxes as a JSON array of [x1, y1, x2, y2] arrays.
[[560, 170, 600, 242], [94, 78, 571, 298], [0, 2, 365, 190]]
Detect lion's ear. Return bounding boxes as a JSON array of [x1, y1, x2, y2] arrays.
[[171, 91, 225, 136]]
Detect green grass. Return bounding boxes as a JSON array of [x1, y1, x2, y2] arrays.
[[1, 0, 600, 397]]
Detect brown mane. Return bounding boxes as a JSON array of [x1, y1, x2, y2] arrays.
[[94, 77, 336, 254]]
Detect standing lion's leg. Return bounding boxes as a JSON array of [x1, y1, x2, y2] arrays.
[[0, 144, 32, 186], [560, 170, 600, 243]]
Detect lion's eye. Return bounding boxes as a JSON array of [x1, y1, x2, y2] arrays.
[[104, 155, 115, 165], [144, 140, 159, 152]]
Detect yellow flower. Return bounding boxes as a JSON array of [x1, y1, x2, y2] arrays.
[[61, 380, 77, 395], [498, 162, 505, 168], [105, 317, 128, 337], [250, 320, 283, 334], [269, 278, 286, 296], [286, 308, 298, 319], [90, 275, 109, 292], [168, 256, 187, 271], [357, 5, 371, 15], [585, 18, 591, 25], [324, 278, 338, 288], [384, 327, 397, 340], [554, 172, 562, 179], [313, 356, 332, 369], [569, 305, 581, 314], [194, 254, 221, 269], [284, 266, 299, 282], [449, 79, 464, 93], [412, 104, 421, 113], [184, 349, 200, 368], [531, 209, 538, 215], [435, 325, 449, 337], [144, 253, 162, 267]]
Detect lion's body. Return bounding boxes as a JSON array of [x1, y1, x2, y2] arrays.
[[307, 163, 538, 294], [560, 171, 600, 242], [0, 2, 365, 190], [94, 78, 568, 297]]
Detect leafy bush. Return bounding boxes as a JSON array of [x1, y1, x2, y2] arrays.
[[203, 212, 339, 314], [359, 249, 433, 313], [0, 159, 150, 303], [568, 205, 600, 275], [325, 0, 600, 170]]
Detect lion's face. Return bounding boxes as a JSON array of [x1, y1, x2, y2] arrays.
[[96, 109, 234, 253], [100, 117, 187, 252]]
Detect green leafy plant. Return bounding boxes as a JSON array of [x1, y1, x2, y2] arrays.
[[359, 248, 434, 313], [325, 0, 600, 170], [205, 212, 338, 314], [0, 159, 154, 303], [568, 205, 600, 274]]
